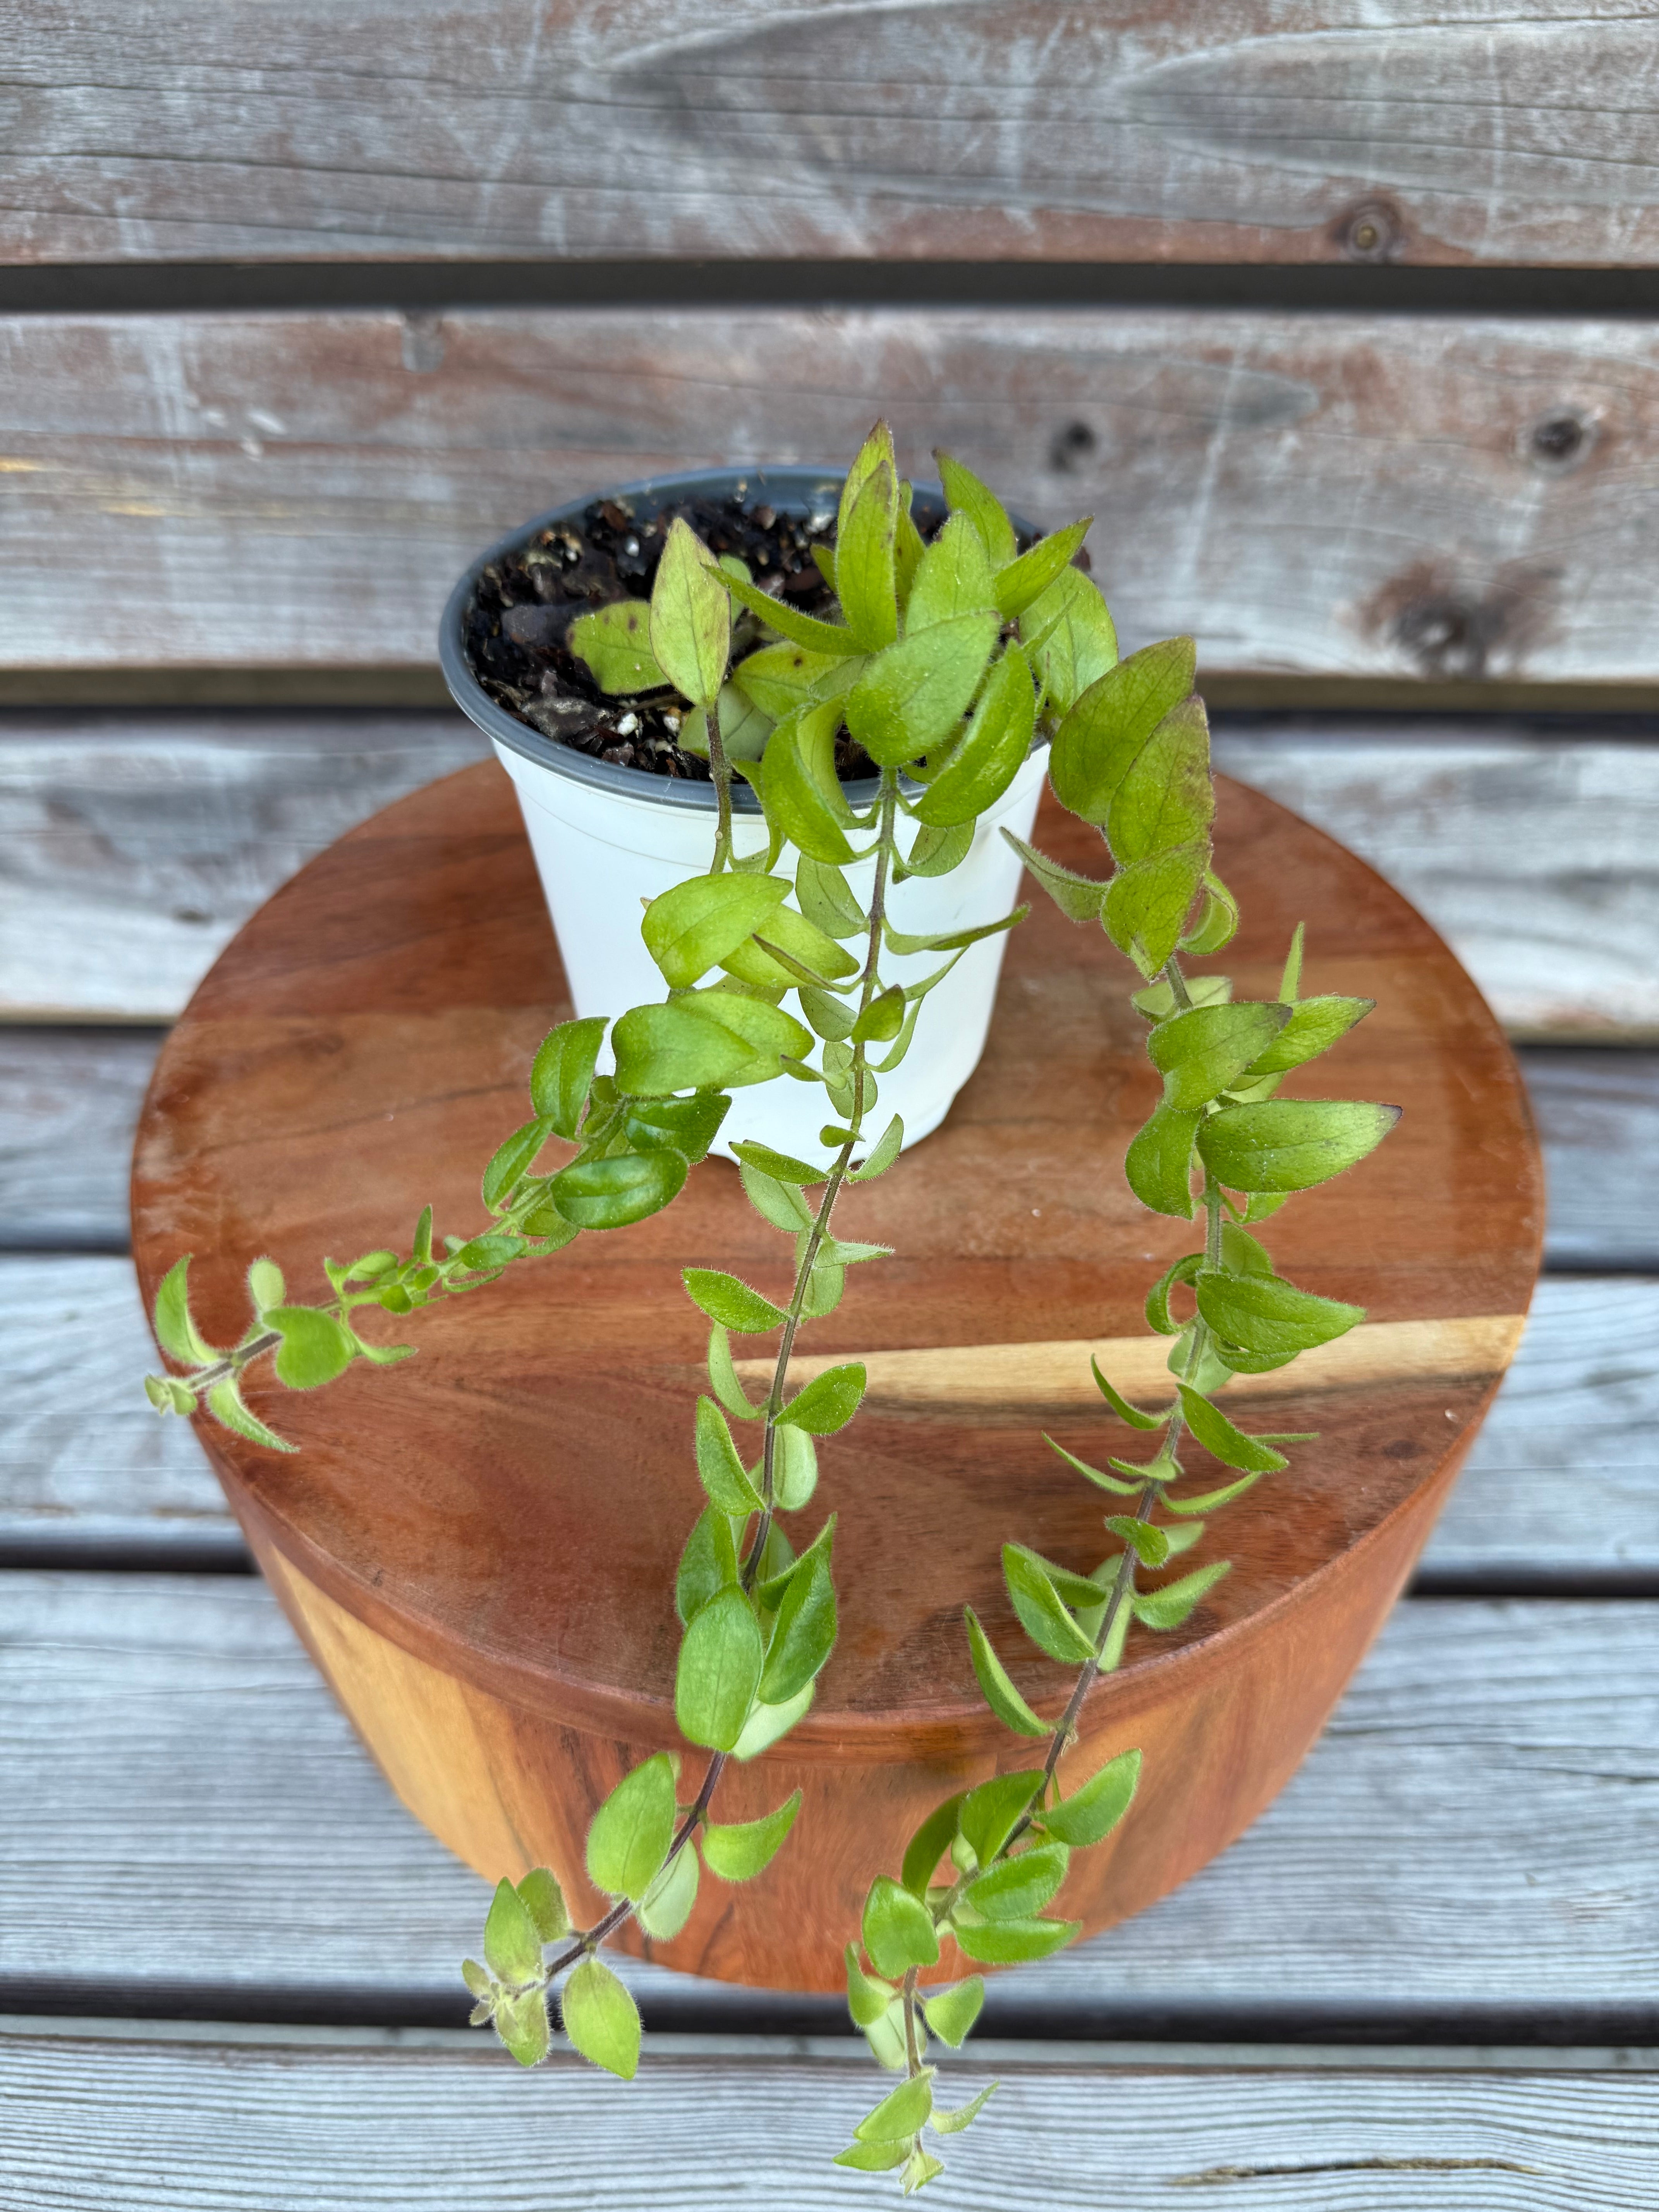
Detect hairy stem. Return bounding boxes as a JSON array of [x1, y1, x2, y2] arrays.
[[706, 688, 734, 873], [542, 1749, 728, 1980]]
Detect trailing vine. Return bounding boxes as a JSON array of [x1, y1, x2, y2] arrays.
[[143, 427, 1395, 2186]]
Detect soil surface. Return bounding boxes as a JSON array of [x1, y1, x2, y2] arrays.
[[464, 492, 881, 783]]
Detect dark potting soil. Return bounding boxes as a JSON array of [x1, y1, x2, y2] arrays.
[[464, 492, 881, 783]]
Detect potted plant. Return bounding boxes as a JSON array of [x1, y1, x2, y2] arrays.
[[144, 425, 1410, 2190]]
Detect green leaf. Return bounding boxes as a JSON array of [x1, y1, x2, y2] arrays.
[[778, 1361, 866, 1434], [205, 1377, 296, 1453], [145, 1373, 198, 1417], [1022, 567, 1119, 718], [1195, 1269, 1365, 1368], [676, 1503, 740, 1624], [1003, 1543, 1096, 1663], [1041, 1432, 1146, 1495], [481, 1116, 554, 1211], [862, 1876, 940, 1978], [1038, 1747, 1141, 1847], [494, 1986, 551, 2068], [953, 1915, 1079, 1965], [795, 854, 866, 940], [899, 817, 975, 879], [922, 1978, 985, 2049], [931, 2081, 998, 2135], [550, 1148, 687, 1230], [850, 1114, 904, 1181], [759, 1549, 837, 1703], [723, 577, 864, 662], [1133, 972, 1232, 1021], [1280, 921, 1305, 1001], [845, 1943, 897, 2029], [836, 460, 900, 652], [852, 985, 907, 1044], [846, 612, 1001, 769], [1132, 1558, 1230, 1631], [586, 1753, 677, 1902], [758, 701, 859, 866], [958, 1769, 1046, 1865], [839, 420, 898, 541], [1145, 1251, 1203, 1336], [773, 1424, 819, 1511], [1104, 1515, 1170, 1568], [567, 599, 666, 693], [483, 1875, 544, 1986], [265, 1306, 354, 1390], [702, 1789, 802, 1882], [246, 1255, 285, 1314], [1182, 869, 1240, 956], [694, 1395, 765, 1514], [1048, 636, 1196, 824], [1090, 1362, 1168, 1431], [738, 1161, 816, 1235], [911, 644, 1037, 828], [1104, 838, 1210, 977], [732, 640, 845, 718], [649, 518, 730, 710], [995, 518, 1092, 618], [730, 1138, 825, 1187], [153, 1255, 216, 1365], [617, 991, 813, 1096], [883, 903, 1026, 958], [857, 2064, 937, 2142], [901, 1793, 967, 1899], [1198, 1098, 1401, 1194], [1176, 1383, 1291, 1474], [675, 1585, 764, 1751], [515, 1867, 569, 1942], [963, 1609, 1051, 1738], [1111, 696, 1211, 859], [1124, 1102, 1200, 1219], [834, 2139, 912, 2174], [706, 1324, 763, 1425], [642, 872, 790, 989], [636, 1836, 700, 1941], [904, 510, 996, 632], [895, 482, 927, 605], [732, 1680, 815, 1760], [935, 448, 1018, 566], [1001, 831, 1107, 923], [965, 1839, 1069, 1921], [1243, 995, 1375, 1076], [624, 1092, 729, 1164], [1148, 1002, 1288, 1111], [683, 1267, 786, 1334], [727, 905, 860, 994], [560, 1957, 641, 2081], [528, 1017, 606, 1138]]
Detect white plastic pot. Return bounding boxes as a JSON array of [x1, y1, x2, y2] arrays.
[[441, 468, 1047, 1162]]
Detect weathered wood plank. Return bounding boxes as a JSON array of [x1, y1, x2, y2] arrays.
[[1, 1573, 1653, 2025], [1518, 1049, 1659, 1269], [7, 312, 1659, 682], [5, 2, 1659, 268], [4, 712, 1657, 1036], [1, 2030, 1653, 2211]]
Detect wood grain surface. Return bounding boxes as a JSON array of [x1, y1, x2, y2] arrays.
[[5, 1, 1657, 268], [8, 312, 1659, 682], [3, 2028, 1653, 2210], [3, 1576, 1654, 2028], [8, 711, 1658, 1037], [128, 763, 1539, 1988]]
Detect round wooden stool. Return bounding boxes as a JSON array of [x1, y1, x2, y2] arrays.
[[131, 763, 1542, 1994]]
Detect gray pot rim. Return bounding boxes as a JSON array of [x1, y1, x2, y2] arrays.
[[438, 463, 1044, 815]]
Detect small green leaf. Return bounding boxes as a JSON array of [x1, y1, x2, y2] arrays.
[[1104, 1515, 1170, 1568], [757, 701, 858, 866], [613, 992, 811, 1095], [529, 1017, 608, 1139], [1002, 1543, 1096, 1663], [1145, 1251, 1203, 1335], [1001, 831, 1107, 922], [850, 1114, 904, 1181], [922, 1978, 985, 2049], [833, 2139, 912, 2174], [675, 1585, 764, 1750], [1176, 1383, 1291, 1474], [702, 1789, 802, 1881], [931, 2080, 998, 2135], [1197, 1099, 1401, 1194], [958, 1769, 1046, 1864], [1132, 1558, 1231, 1630], [649, 519, 730, 710], [856, 2064, 937, 2143], [935, 448, 1018, 566], [1182, 869, 1240, 956], [587, 1753, 677, 1903], [1039, 1748, 1142, 1846], [883, 903, 1026, 958], [706, 1325, 761, 1424], [732, 639, 845, 718], [153, 1254, 216, 1366], [836, 460, 900, 652], [1196, 1268, 1365, 1367], [481, 1115, 555, 1211], [774, 1423, 819, 1511], [911, 643, 1037, 828], [846, 612, 1001, 769], [852, 986, 906, 1044], [1048, 637, 1196, 825], [483, 1875, 544, 1986], [1124, 1103, 1200, 1220], [723, 568, 864, 658], [759, 1549, 837, 1703], [1165, 1469, 1268, 1516], [624, 1092, 729, 1164], [567, 598, 666, 693], [899, 817, 975, 879], [995, 519, 1091, 618], [683, 1268, 786, 1334], [1090, 1361, 1168, 1431], [730, 1139, 826, 1186], [560, 1957, 641, 2081], [963, 1609, 1051, 1738], [494, 1985, 551, 2067], [1280, 921, 1305, 1001], [516, 1867, 568, 1942], [725, 904, 861, 993], [1020, 567, 1119, 715], [901, 1793, 967, 1899], [1104, 838, 1210, 977], [965, 1839, 1069, 1921], [676, 1503, 740, 1624], [550, 1148, 688, 1230], [1042, 1432, 1147, 1495], [846, 1943, 898, 2029], [1148, 1001, 1288, 1110], [795, 854, 866, 940], [778, 1361, 866, 1434], [642, 872, 790, 989], [953, 1915, 1079, 1965], [265, 1306, 355, 1390], [862, 1876, 940, 1978], [246, 1256, 285, 1314], [636, 1836, 700, 1941], [205, 1377, 296, 1453], [904, 509, 995, 632], [694, 1395, 765, 1515], [732, 1680, 815, 1759]]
